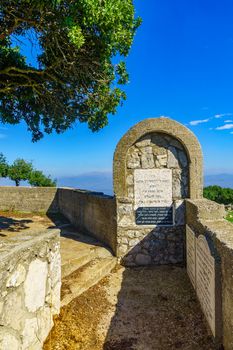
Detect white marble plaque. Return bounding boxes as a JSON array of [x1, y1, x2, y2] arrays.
[[134, 169, 172, 209], [196, 235, 215, 337], [186, 226, 196, 289]]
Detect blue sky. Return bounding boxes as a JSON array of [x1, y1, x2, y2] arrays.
[[2, 0, 233, 178]]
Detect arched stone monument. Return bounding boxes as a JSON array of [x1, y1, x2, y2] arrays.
[[113, 117, 203, 266]]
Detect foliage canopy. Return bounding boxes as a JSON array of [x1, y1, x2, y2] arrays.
[[0, 153, 56, 186], [0, 0, 141, 141], [29, 170, 56, 187], [204, 185, 233, 205], [8, 158, 34, 186], [0, 152, 9, 177]]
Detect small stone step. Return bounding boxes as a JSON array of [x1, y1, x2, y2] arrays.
[[61, 243, 113, 278], [93, 245, 113, 259], [61, 257, 117, 307], [61, 251, 95, 278]]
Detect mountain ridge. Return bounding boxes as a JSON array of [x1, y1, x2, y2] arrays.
[[57, 172, 233, 195], [0, 172, 232, 195]]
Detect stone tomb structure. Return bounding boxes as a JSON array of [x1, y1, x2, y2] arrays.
[[185, 199, 228, 345], [113, 117, 203, 266], [186, 225, 222, 341], [113, 117, 226, 344]]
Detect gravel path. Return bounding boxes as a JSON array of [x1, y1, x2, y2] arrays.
[[44, 265, 218, 350]]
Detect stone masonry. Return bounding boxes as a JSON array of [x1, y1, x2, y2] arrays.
[[0, 229, 61, 350], [117, 133, 188, 266], [113, 117, 203, 266]]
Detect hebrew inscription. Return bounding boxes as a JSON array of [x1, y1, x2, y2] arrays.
[[186, 226, 216, 337], [136, 206, 173, 225], [134, 169, 172, 208], [196, 235, 215, 337], [134, 169, 173, 226]]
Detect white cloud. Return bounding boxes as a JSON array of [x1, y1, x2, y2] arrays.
[[214, 113, 232, 119], [224, 120, 233, 123], [189, 119, 210, 126], [216, 124, 233, 130]]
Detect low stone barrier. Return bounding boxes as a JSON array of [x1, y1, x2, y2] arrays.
[[58, 188, 117, 254], [0, 228, 61, 350], [186, 199, 233, 349], [0, 187, 117, 254], [0, 187, 59, 213]]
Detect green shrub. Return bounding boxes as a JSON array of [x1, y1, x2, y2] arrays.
[[204, 185, 233, 205]]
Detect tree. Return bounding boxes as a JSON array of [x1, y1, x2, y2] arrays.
[[29, 170, 56, 187], [8, 158, 33, 186], [0, 1, 141, 141], [0, 152, 8, 177]]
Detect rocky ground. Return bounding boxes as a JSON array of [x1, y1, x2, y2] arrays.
[[44, 265, 217, 350]]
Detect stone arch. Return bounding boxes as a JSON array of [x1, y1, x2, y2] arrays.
[[113, 117, 203, 199]]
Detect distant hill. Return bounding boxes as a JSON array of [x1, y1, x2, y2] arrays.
[[58, 172, 233, 194], [1, 172, 232, 194], [57, 172, 113, 195], [204, 174, 233, 188], [58, 173, 233, 194]]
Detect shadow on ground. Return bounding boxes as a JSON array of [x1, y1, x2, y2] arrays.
[[44, 264, 218, 350], [48, 212, 112, 251], [102, 266, 217, 350], [0, 216, 32, 233]]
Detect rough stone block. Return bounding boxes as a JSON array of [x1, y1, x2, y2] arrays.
[[127, 149, 141, 169], [0, 290, 24, 331], [24, 259, 48, 313], [0, 332, 20, 350], [141, 153, 155, 168], [155, 154, 167, 167], [135, 253, 152, 265], [6, 264, 26, 288], [167, 146, 179, 168], [22, 317, 40, 349]]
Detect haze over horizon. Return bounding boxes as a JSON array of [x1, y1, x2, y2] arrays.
[[1, 0, 233, 178], [1, 172, 233, 196]]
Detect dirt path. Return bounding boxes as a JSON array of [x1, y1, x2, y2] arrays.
[[44, 265, 217, 350]]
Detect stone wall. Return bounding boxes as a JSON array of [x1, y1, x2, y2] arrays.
[[58, 188, 117, 254], [0, 229, 61, 350], [0, 187, 59, 213], [0, 187, 117, 254], [186, 199, 233, 349]]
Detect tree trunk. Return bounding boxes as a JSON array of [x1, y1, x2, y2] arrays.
[[15, 180, 20, 186]]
